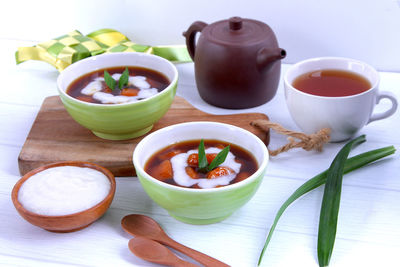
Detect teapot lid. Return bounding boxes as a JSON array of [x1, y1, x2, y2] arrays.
[[205, 17, 276, 45]]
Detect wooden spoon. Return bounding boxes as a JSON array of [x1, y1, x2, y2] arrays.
[[129, 237, 198, 267], [121, 214, 230, 267]]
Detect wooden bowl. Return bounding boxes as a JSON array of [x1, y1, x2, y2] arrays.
[[11, 161, 116, 233]]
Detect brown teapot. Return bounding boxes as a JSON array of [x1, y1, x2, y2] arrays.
[[183, 17, 286, 109]]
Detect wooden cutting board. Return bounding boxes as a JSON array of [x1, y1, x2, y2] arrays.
[[18, 96, 270, 177]]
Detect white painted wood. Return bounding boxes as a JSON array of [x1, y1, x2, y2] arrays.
[[0, 38, 399, 267]]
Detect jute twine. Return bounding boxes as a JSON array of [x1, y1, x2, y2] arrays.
[[250, 119, 331, 156]]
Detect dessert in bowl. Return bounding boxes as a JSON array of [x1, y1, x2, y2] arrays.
[[11, 161, 116, 232], [57, 52, 178, 140], [132, 121, 269, 224]]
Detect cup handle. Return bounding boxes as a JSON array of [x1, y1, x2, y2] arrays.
[[368, 91, 398, 124], [182, 21, 207, 61]]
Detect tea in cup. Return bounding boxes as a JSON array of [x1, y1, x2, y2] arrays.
[[284, 57, 398, 142]]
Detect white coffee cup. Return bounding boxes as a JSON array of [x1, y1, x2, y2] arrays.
[[284, 57, 398, 142]]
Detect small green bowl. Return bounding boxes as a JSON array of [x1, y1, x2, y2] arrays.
[[132, 122, 269, 224], [57, 52, 178, 140]]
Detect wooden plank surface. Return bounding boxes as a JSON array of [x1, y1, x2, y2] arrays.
[[18, 96, 270, 176]]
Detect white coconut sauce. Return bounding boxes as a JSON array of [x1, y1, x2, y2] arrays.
[[80, 78, 103, 95], [18, 166, 111, 216], [170, 147, 241, 189], [80, 73, 158, 104]]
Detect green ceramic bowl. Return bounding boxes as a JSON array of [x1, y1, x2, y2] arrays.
[[57, 52, 178, 140], [133, 122, 269, 224]]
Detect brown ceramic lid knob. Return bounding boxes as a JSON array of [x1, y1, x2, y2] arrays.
[[229, 17, 243, 31]]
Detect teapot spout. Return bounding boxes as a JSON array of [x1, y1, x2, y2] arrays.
[[256, 48, 286, 72]]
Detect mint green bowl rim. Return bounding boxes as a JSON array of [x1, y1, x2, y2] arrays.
[[56, 52, 178, 109], [133, 121, 269, 194]]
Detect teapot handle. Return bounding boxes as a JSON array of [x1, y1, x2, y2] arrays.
[[183, 21, 207, 61]]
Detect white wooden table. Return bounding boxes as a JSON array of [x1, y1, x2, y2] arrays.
[[1, 39, 399, 267]]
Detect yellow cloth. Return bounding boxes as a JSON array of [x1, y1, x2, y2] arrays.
[[16, 29, 191, 72]]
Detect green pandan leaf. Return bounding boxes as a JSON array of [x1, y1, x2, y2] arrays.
[[197, 139, 231, 173], [257, 140, 395, 266], [207, 145, 230, 172], [119, 67, 129, 89], [104, 70, 116, 91], [198, 139, 208, 172], [317, 135, 365, 267]]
